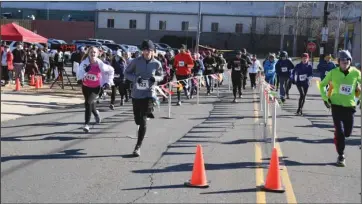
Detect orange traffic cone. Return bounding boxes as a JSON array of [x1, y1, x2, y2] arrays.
[[15, 78, 20, 91], [30, 75, 35, 86], [184, 144, 209, 188], [39, 76, 43, 88], [35, 77, 40, 89], [261, 148, 285, 193]]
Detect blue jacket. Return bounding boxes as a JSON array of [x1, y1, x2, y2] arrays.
[[275, 59, 294, 78], [263, 60, 277, 77], [112, 58, 127, 81], [317, 60, 336, 80], [291, 62, 313, 86], [193, 59, 205, 76]]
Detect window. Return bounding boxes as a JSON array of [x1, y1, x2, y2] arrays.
[[181, 21, 189, 31], [159, 20, 166, 30], [107, 19, 114, 28], [129, 19, 137, 29], [211, 22, 218, 32], [235, 23, 243, 33], [265, 25, 270, 34], [288, 25, 293, 35]]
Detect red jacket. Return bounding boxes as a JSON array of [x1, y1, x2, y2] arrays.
[[173, 52, 194, 76], [0, 50, 14, 70]]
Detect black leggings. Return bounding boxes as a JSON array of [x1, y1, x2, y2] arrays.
[[132, 98, 154, 148], [296, 85, 308, 110], [331, 105, 355, 156], [111, 80, 127, 104], [82, 85, 101, 125], [176, 75, 190, 101], [232, 74, 242, 98], [249, 73, 256, 87]]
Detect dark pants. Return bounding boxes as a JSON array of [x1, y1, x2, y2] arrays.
[[249, 73, 257, 88], [279, 76, 289, 99], [1, 66, 9, 82], [111, 80, 127, 104], [82, 85, 101, 125], [296, 85, 309, 110], [125, 80, 132, 100], [286, 79, 292, 96], [275, 75, 279, 89], [242, 72, 247, 89], [331, 105, 355, 156], [132, 98, 154, 148], [176, 75, 190, 101], [232, 74, 242, 98]]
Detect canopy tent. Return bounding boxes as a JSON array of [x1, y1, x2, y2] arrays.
[[1, 22, 47, 43]]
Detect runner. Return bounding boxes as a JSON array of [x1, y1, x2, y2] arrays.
[[190, 52, 205, 99], [173, 44, 194, 105], [275, 51, 294, 102], [317, 53, 337, 93], [263, 53, 277, 86], [110, 50, 128, 109], [319, 50, 361, 167], [248, 54, 262, 89], [227, 50, 248, 102], [77, 46, 115, 133], [291, 53, 313, 115], [241, 48, 252, 89], [125, 39, 164, 157], [203, 50, 217, 95]]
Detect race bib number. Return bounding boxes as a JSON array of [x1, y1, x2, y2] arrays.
[[281, 67, 288, 72], [339, 84, 353, 95], [136, 80, 149, 90], [114, 74, 120, 78], [234, 67, 241, 71], [325, 71, 328, 76], [85, 74, 97, 81], [299, 74, 307, 81], [178, 61, 185, 67], [207, 66, 213, 70]]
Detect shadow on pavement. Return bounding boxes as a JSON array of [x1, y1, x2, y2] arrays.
[[277, 136, 360, 146], [1, 148, 123, 163], [200, 187, 258, 194], [283, 159, 335, 166], [132, 162, 260, 174], [222, 138, 265, 145], [123, 184, 185, 191]]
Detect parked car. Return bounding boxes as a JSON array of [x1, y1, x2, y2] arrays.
[[88, 38, 115, 44], [72, 40, 102, 49], [121, 44, 141, 54], [154, 43, 174, 55], [103, 43, 128, 53]]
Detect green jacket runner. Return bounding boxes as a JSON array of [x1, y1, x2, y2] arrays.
[[319, 66, 361, 107]]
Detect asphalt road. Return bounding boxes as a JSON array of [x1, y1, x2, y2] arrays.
[[1, 75, 361, 203]]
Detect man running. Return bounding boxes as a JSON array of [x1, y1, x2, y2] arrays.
[[203, 51, 217, 95], [227, 51, 248, 102], [319, 50, 361, 167], [275, 51, 294, 102], [125, 40, 164, 157], [173, 44, 194, 105]]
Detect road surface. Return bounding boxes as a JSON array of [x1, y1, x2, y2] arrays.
[[1, 76, 360, 203]]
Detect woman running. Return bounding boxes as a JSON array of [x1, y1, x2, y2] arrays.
[[291, 53, 313, 115], [110, 50, 128, 109], [77, 46, 114, 133]]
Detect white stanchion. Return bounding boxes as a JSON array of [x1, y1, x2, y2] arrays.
[[168, 82, 172, 118], [272, 97, 277, 148], [217, 76, 220, 97], [228, 71, 231, 93], [260, 83, 264, 112], [197, 76, 200, 105]]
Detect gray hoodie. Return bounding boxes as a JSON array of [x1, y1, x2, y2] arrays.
[[125, 56, 164, 99]]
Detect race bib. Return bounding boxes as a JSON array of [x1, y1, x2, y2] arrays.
[[281, 67, 288, 72], [136, 80, 149, 90], [325, 71, 328, 76], [207, 66, 213, 70], [268, 70, 274, 74], [114, 74, 120, 78], [299, 74, 307, 81], [339, 84, 353, 95], [178, 61, 185, 67], [234, 67, 241, 71], [85, 74, 97, 81]]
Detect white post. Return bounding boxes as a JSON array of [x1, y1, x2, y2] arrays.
[[217, 76, 220, 97], [228, 71, 231, 92], [265, 92, 269, 126], [272, 97, 277, 148], [197, 76, 200, 105], [260, 82, 264, 112], [168, 82, 172, 118]]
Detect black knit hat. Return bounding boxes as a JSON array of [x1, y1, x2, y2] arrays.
[[141, 39, 155, 50]]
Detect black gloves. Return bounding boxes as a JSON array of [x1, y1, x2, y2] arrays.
[[137, 77, 143, 84], [102, 83, 110, 90], [324, 100, 331, 109], [149, 76, 155, 83], [85, 64, 91, 72]]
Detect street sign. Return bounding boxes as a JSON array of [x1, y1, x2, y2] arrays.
[[307, 42, 317, 52]]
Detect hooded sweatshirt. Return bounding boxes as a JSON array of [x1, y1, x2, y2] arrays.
[[275, 59, 295, 78], [317, 60, 336, 80], [264, 59, 277, 78], [292, 62, 313, 86]]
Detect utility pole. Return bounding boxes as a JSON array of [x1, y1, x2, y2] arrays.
[[293, 3, 301, 57], [280, 2, 286, 51], [333, 2, 342, 58], [320, 1, 329, 61], [195, 2, 202, 53]]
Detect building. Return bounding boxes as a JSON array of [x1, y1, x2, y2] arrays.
[[1, 2, 361, 55]]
